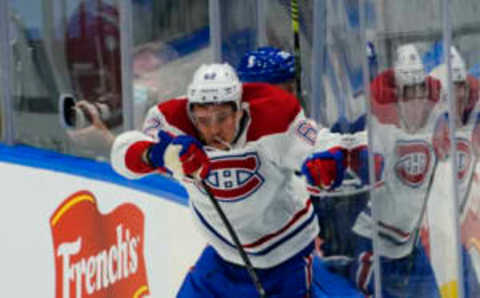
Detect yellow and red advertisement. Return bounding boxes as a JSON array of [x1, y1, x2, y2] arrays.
[[50, 191, 150, 298]]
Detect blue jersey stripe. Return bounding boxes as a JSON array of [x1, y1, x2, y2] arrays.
[[192, 203, 316, 256]]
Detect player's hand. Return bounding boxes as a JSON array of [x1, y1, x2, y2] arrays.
[[170, 135, 210, 180], [147, 131, 210, 180], [146, 130, 174, 169], [301, 147, 346, 191], [76, 100, 108, 129], [350, 145, 384, 185], [166, 135, 211, 180]]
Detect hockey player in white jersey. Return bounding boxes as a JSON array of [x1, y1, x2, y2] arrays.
[[429, 45, 480, 216], [111, 62, 362, 297], [348, 44, 444, 297], [429, 45, 480, 297]]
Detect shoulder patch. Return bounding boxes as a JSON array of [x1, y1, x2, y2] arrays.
[[295, 120, 317, 145]]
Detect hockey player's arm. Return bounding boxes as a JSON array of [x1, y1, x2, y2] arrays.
[[111, 130, 210, 181], [262, 110, 347, 190], [110, 130, 159, 179], [260, 107, 347, 165], [111, 105, 209, 180], [110, 105, 173, 179], [304, 129, 384, 194], [266, 111, 334, 170], [301, 130, 375, 193]]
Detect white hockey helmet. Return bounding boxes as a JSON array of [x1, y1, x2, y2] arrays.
[[394, 44, 426, 87], [450, 46, 467, 83], [430, 46, 468, 92], [187, 63, 242, 110]]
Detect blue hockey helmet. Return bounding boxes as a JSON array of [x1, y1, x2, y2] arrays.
[[237, 46, 295, 84]]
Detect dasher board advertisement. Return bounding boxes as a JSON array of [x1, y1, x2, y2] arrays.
[[0, 144, 205, 298]]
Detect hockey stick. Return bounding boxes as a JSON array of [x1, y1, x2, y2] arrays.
[[459, 154, 478, 219], [290, 0, 306, 110], [199, 180, 267, 298], [401, 156, 439, 287], [309, 179, 385, 198], [165, 144, 266, 296]]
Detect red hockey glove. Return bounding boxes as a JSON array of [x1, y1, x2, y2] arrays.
[[149, 131, 210, 180], [301, 147, 346, 190], [164, 135, 210, 180]]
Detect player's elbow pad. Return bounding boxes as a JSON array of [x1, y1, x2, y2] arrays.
[[111, 131, 153, 179]]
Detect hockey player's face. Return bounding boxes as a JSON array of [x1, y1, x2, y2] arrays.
[[401, 83, 427, 101], [191, 103, 242, 150], [398, 83, 429, 133]]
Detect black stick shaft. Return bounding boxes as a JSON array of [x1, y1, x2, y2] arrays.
[[291, 0, 305, 110], [200, 180, 267, 298]]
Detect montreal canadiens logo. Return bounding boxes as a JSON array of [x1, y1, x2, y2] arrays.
[[457, 138, 472, 181], [394, 140, 431, 187], [203, 152, 264, 202]]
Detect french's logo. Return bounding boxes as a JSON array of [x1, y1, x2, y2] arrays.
[[50, 191, 150, 298]]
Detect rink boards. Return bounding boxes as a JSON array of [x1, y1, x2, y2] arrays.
[[0, 144, 205, 298]]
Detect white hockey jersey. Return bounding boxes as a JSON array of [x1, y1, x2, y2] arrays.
[[111, 82, 345, 268], [353, 112, 445, 259], [425, 77, 480, 287], [433, 74, 480, 217], [353, 70, 445, 259], [456, 105, 480, 217]]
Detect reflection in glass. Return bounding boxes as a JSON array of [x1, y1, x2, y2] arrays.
[[266, 0, 314, 115], [446, 2, 480, 296], [351, 43, 445, 297], [64, 0, 212, 159], [130, 0, 211, 133], [4, 0, 211, 160], [8, 2, 68, 152], [429, 44, 480, 297], [59, 0, 123, 159]]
